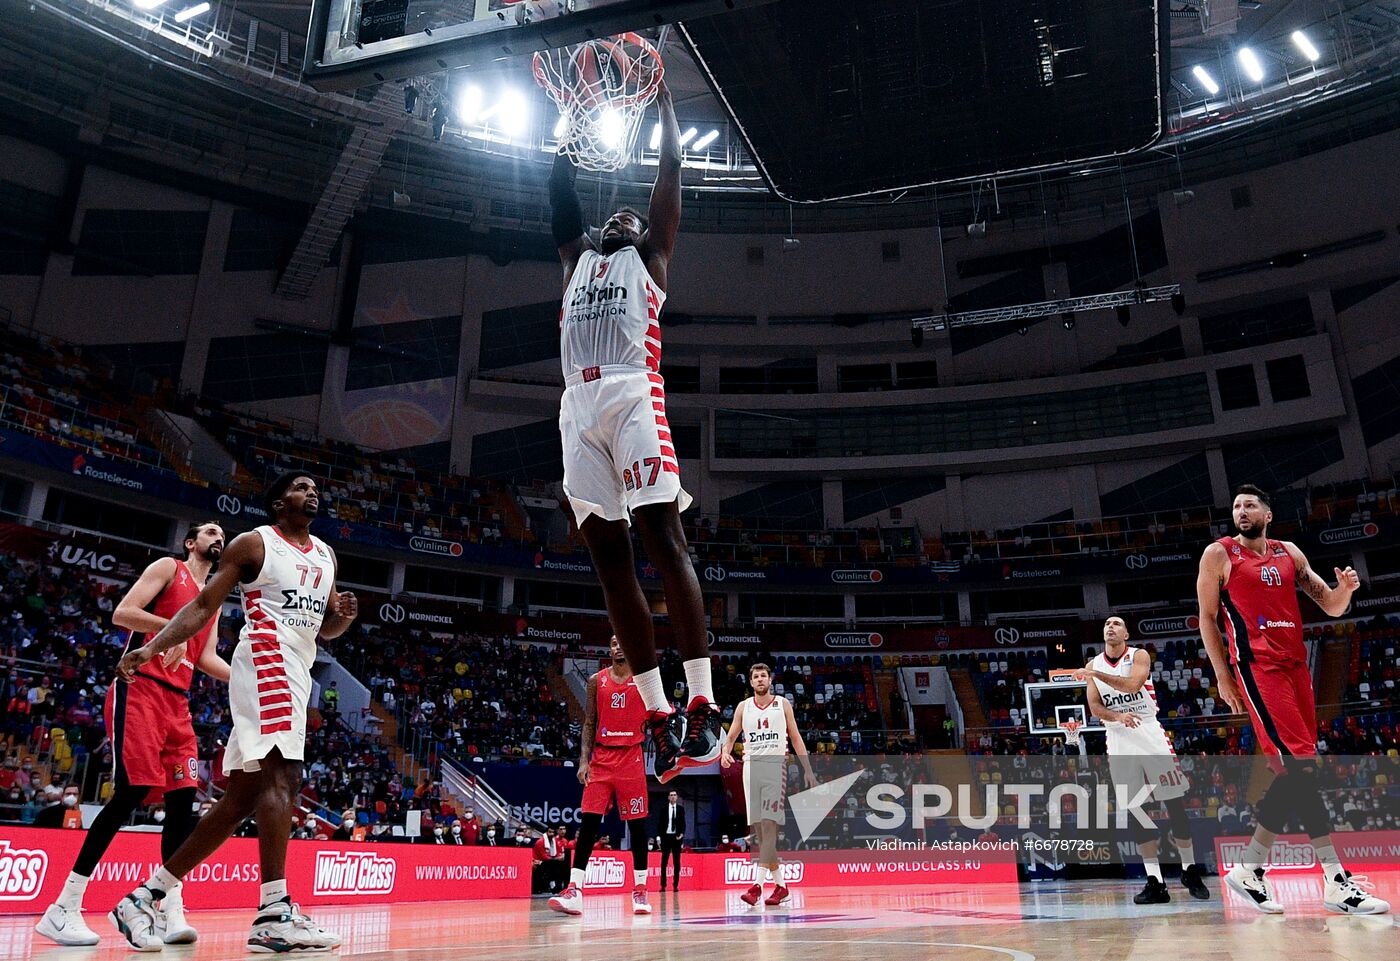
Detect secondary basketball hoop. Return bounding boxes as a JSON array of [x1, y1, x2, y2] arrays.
[[533, 32, 664, 172]]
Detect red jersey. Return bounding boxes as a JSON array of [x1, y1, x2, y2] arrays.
[[1217, 536, 1306, 665], [595, 668, 647, 748], [121, 559, 216, 692]]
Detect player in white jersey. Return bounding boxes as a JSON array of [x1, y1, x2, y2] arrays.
[[720, 663, 816, 908], [548, 77, 721, 783], [110, 472, 358, 952], [1077, 616, 1209, 904]]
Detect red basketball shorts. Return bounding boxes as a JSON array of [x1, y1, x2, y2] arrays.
[[583, 745, 648, 821], [105, 676, 199, 799], [1232, 656, 1317, 771]]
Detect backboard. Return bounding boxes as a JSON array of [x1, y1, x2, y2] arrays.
[[1024, 677, 1104, 736], [303, 0, 775, 91]]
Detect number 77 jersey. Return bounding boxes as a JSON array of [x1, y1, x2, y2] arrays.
[[1216, 535, 1307, 665]]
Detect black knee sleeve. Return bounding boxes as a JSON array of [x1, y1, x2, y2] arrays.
[[572, 813, 602, 870], [1257, 761, 1329, 835], [160, 788, 198, 863], [1165, 797, 1192, 841], [1134, 817, 1161, 846], [73, 784, 150, 877], [628, 820, 649, 872]]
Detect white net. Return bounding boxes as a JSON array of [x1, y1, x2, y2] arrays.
[[1059, 719, 1082, 746], [533, 32, 664, 172]]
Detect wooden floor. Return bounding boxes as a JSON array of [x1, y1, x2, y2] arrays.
[[12, 875, 1397, 961]]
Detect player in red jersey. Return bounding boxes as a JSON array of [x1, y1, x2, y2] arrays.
[[1198, 485, 1388, 916], [35, 522, 229, 947], [550, 635, 652, 917]]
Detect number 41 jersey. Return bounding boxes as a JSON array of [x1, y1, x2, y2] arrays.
[[1217, 535, 1307, 665]]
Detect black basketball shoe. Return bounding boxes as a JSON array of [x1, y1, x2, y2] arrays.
[[1182, 864, 1210, 900], [1134, 877, 1171, 905], [647, 709, 683, 782]]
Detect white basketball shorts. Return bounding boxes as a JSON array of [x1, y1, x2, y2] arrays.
[[223, 639, 311, 774], [1105, 717, 1190, 802], [743, 756, 787, 825], [560, 365, 693, 526]]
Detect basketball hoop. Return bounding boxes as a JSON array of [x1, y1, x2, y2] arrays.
[[533, 32, 665, 172], [1059, 719, 1082, 747]]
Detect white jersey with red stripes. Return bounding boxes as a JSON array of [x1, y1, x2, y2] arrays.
[[740, 695, 789, 759], [239, 525, 334, 671], [560, 246, 666, 378], [222, 525, 333, 773], [1089, 646, 1158, 721]]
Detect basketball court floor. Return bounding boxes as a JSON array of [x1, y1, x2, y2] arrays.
[[9, 876, 1396, 960]]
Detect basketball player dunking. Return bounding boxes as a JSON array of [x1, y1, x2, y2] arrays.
[[719, 663, 815, 908], [110, 473, 360, 950], [550, 635, 652, 917], [548, 77, 720, 781], [37, 522, 229, 947], [1076, 616, 1209, 904], [1198, 484, 1388, 915]]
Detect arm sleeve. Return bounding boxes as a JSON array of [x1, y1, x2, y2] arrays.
[[549, 152, 586, 247]]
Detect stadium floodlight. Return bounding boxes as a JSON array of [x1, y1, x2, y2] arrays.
[[678, 127, 698, 147], [1191, 65, 1220, 95], [598, 108, 626, 149], [497, 89, 529, 138], [691, 129, 720, 150], [553, 114, 568, 139], [172, 2, 209, 21], [649, 123, 662, 150], [456, 85, 484, 124], [1238, 47, 1265, 83], [1292, 30, 1321, 62], [133, 0, 167, 8]]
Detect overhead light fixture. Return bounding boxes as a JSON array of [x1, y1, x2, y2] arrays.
[[430, 98, 449, 141], [1061, 312, 1076, 331], [1238, 47, 1265, 83], [1191, 65, 1220, 95], [691, 129, 719, 151], [1016, 326, 1029, 337], [133, 0, 167, 9], [1171, 292, 1186, 316], [456, 84, 484, 124], [1291, 30, 1321, 62], [598, 108, 626, 149], [497, 89, 530, 138], [172, 2, 209, 21], [552, 114, 568, 139], [649, 123, 662, 150], [403, 85, 417, 115], [677, 127, 698, 147]]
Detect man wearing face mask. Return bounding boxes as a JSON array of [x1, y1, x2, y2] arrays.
[[33, 786, 83, 829], [332, 812, 358, 842], [448, 822, 467, 846], [431, 825, 447, 844], [459, 809, 480, 845]]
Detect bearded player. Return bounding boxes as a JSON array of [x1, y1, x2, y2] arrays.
[[1077, 615, 1209, 904], [550, 635, 652, 917], [548, 77, 720, 783], [720, 663, 816, 909], [110, 473, 360, 950], [37, 523, 228, 947], [1198, 484, 1388, 915]]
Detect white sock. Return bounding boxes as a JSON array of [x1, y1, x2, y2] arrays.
[[634, 668, 670, 713], [570, 868, 586, 889], [57, 871, 89, 910], [161, 882, 182, 907], [1314, 841, 1344, 881], [144, 867, 180, 900], [259, 879, 288, 907], [682, 658, 714, 706], [634, 869, 647, 887], [1243, 838, 1271, 872], [1143, 858, 1163, 882], [1176, 840, 1195, 866], [764, 867, 775, 883]]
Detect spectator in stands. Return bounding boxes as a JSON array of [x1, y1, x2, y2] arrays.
[[321, 681, 340, 720], [479, 821, 505, 846], [716, 835, 742, 853], [459, 809, 481, 845], [32, 785, 82, 829], [534, 828, 568, 893], [332, 811, 359, 841]]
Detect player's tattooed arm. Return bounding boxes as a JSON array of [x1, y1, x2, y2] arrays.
[[578, 673, 598, 783], [1285, 542, 1358, 617]]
